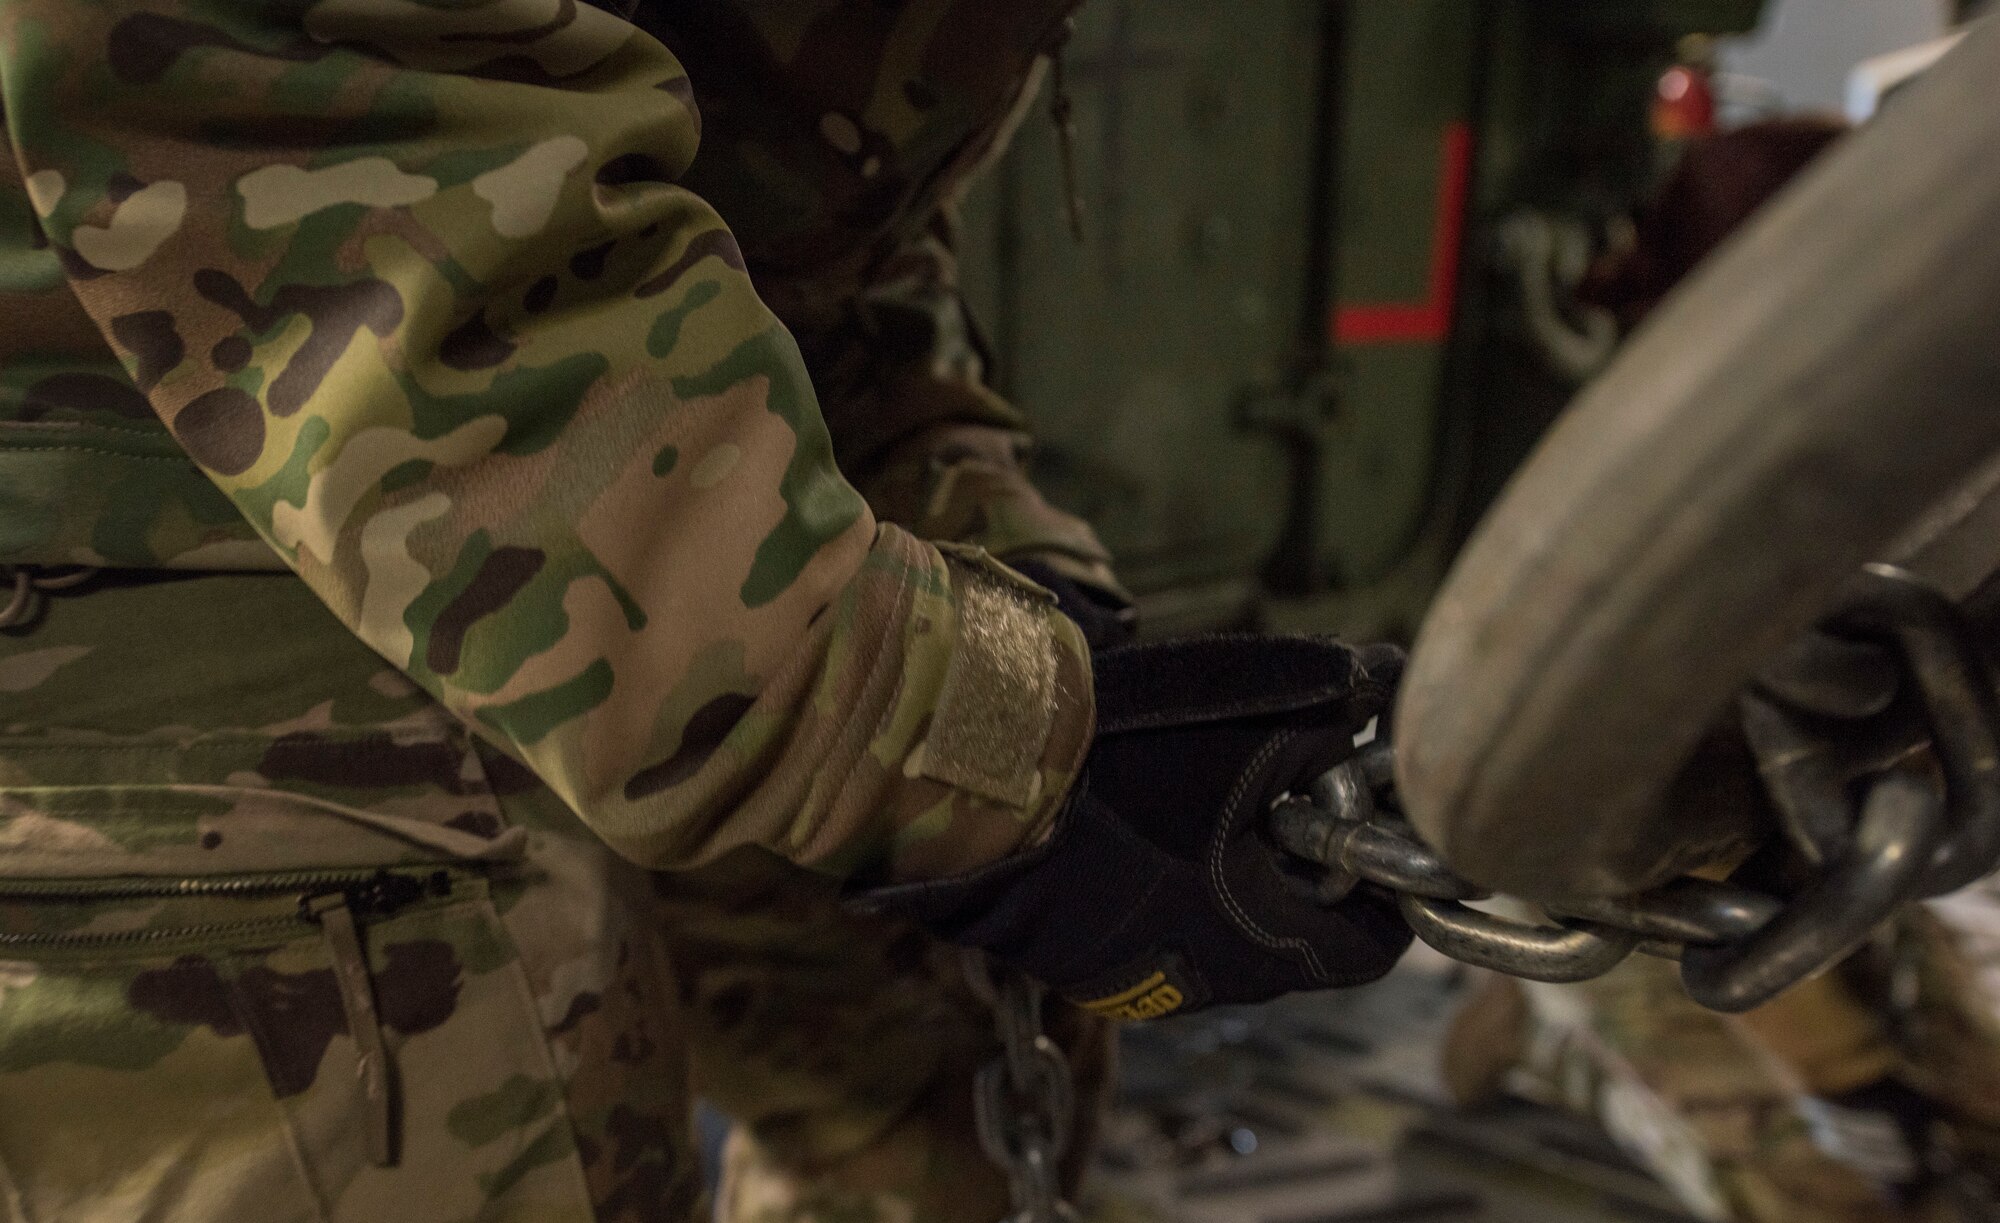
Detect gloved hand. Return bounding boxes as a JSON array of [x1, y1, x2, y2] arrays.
[[856, 635, 1412, 1020]]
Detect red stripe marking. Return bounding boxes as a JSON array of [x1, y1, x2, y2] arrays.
[[1333, 121, 1474, 347]]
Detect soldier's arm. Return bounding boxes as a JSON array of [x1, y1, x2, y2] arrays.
[[766, 221, 1133, 622], [0, 0, 1090, 882], [644, 7, 1128, 618]]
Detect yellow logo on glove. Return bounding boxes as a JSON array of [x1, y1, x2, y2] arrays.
[[1080, 971, 1186, 1021]]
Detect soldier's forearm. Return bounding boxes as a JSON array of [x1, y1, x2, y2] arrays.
[[765, 228, 1130, 610], [1, 0, 1089, 883]]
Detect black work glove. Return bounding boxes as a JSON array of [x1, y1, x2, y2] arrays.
[[857, 635, 1412, 1020]]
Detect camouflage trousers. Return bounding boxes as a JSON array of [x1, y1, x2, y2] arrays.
[[664, 849, 1114, 1223], [1443, 924, 2000, 1223], [0, 572, 1111, 1223]]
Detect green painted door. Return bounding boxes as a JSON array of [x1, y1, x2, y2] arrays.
[[960, 0, 1765, 639]]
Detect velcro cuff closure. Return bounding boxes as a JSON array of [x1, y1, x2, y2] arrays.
[[919, 545, 1061, 807]]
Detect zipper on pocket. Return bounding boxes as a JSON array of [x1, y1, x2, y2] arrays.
[[307, 889, 400, 1167], [0, 867, 456, 947], [0, 866, 461, 1167], [293, 870, 455, 1168], [0, 867, 452, 908]]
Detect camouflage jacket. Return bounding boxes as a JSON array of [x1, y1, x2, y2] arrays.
[[0, 0, 1095, 885], [646, 0, 1123, 599]]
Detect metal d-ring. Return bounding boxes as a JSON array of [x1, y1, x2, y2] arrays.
[[0, 569, 33, 630]]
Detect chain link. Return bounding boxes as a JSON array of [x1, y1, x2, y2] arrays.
[[965, 951, 1081, 1223], [1273, 751, 1951, 1008], [1276, 565, 2000, 1013]]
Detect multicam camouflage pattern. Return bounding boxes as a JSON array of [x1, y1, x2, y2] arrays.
[[647, 0, 1077, 285], [1449, 959, 1957, 1223], [639, 0, 1125, 602], [0, 573, 699, 1222], [1885, 886, 2000, 1180], [0, 0, 1093, 886], [660, 847, 1114, 1223], [0, 566, 1104, 1223], [0, 3, 1121, 1221], [634, 9, 1126, 1217]]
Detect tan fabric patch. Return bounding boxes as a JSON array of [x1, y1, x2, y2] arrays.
[[920, 554, 1058, 807]]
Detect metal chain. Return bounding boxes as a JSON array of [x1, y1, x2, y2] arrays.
[[1275, 565, 2000, 1014], [1273, 749, 1950, 1010], [965, 951, 1081, 1223]]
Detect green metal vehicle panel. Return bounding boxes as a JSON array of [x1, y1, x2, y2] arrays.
[[958, 0, 1769, 639]]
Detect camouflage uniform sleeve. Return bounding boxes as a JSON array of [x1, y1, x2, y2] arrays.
[[763, 219, 1131, 606], [0, 0, 1092, 883]]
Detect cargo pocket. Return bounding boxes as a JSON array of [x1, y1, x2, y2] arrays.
[[0, 864, 602, 1223], [0, 574, 695, 1221]]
